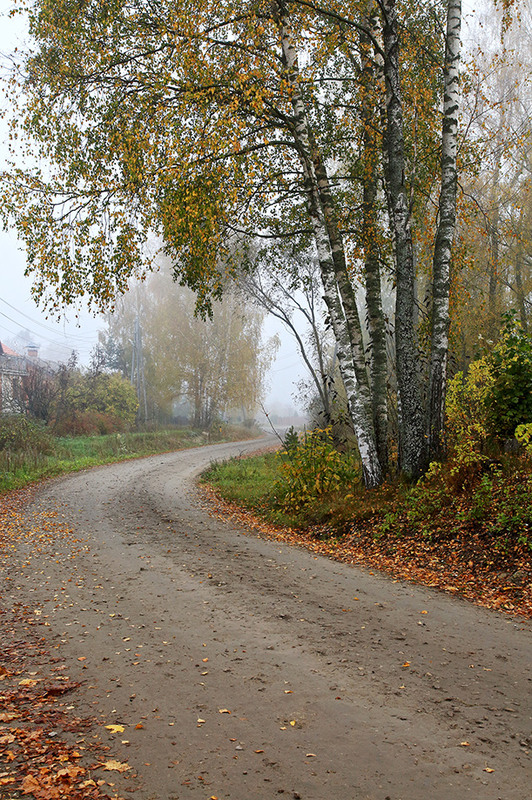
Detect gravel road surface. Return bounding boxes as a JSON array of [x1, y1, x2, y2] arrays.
[[9, 438, 532, 799]]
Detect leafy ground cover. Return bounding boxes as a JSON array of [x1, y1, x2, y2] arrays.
[[201, 447, 532, 619], [0, 488, 133, 800], [0, 419, 260, 494]]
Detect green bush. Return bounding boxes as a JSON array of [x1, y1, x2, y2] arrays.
[[445, 358, 494, 486], [0, 415, 54, 454], [273, 427, 360, 513], [487, 312, 532, 437], [67, 372, 138, 428]]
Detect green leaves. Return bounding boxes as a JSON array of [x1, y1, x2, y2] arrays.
[[487, 312, 532, 437]]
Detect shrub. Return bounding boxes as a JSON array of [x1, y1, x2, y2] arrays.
[[487, 312, 532, 437], [273, 427, 360, 513], [52, 411, 127, 437], [445, 358, 495, 486], [515, 423, 532, 456], [0, 415, 54, 453]]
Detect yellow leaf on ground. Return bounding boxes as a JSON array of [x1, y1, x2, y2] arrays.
[[100, 760, 131, 772], [105, 724, 125, 734]]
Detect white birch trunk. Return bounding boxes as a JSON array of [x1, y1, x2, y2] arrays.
[[428, 0, 462, 460], [360, 17, 389, 472]]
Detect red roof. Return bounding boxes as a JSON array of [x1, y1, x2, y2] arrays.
[[0, 342, 20, 356]]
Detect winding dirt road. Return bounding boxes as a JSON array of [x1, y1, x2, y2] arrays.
[[7, 438, 531, 799]]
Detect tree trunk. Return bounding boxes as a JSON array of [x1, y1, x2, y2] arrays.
[[515, 243, 528, 333], [381, 0, 426, 480], [360, 18, 389, 472], [427, 0, 462, 461]]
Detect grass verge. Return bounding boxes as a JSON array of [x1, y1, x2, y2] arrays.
[[0, 424, 260, 494]]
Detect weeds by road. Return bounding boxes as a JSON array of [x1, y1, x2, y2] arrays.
[[0, 418, 260, 494]]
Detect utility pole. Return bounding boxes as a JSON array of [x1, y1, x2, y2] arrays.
[[131, 315, 148, 424]]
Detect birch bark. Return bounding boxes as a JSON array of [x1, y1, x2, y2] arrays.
[[360, 17, 389, 472], [427, 0, 462, 461], [381, 0, 426, 480]]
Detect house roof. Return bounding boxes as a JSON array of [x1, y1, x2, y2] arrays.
[[0, 342, 20, 357]]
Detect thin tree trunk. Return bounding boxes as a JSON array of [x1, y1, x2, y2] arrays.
[[515, 243, 528, 333], [427, 0, 462, 461], [360, 18, 389, 472], [381, 0, 426, 480]]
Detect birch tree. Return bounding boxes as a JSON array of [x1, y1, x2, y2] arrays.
[[2, 0, 471, 485], [427, 0, 462, 460]]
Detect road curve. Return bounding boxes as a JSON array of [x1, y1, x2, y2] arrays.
[[16, 438, 532, 799]]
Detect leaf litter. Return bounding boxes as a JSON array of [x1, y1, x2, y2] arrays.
[[0, 487, 134, 799], [199, 482, 532, 619]]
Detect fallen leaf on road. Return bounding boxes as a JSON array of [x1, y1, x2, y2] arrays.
[[21, 774, 41, 794], [484, 767, 494, 773], [105, 724, 125, 733], [100, 760, 131, 772], [219, 709, 231, 714], [135, 723, 144, 729]]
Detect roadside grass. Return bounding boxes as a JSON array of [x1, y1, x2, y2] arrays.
[[202, 452, 293, 522], [202, 449, 370, 529], [0, 424, 260, 494], [202, 446, 532, 617]]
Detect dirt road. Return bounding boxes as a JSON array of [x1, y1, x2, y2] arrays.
[[5, 438, 531, 799]]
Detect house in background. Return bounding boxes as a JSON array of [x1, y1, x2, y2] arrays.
[[0, 341, 27, 414]]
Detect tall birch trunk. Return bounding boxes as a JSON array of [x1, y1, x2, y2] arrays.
[[381, 0, 426, 480], [427, 0, 462, 461], [274, 1, 382, 487], [360, 19, 389, 472]]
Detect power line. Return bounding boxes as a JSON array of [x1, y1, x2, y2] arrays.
[[0, 297, 101, 342], [0, 320, 94, 360]]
